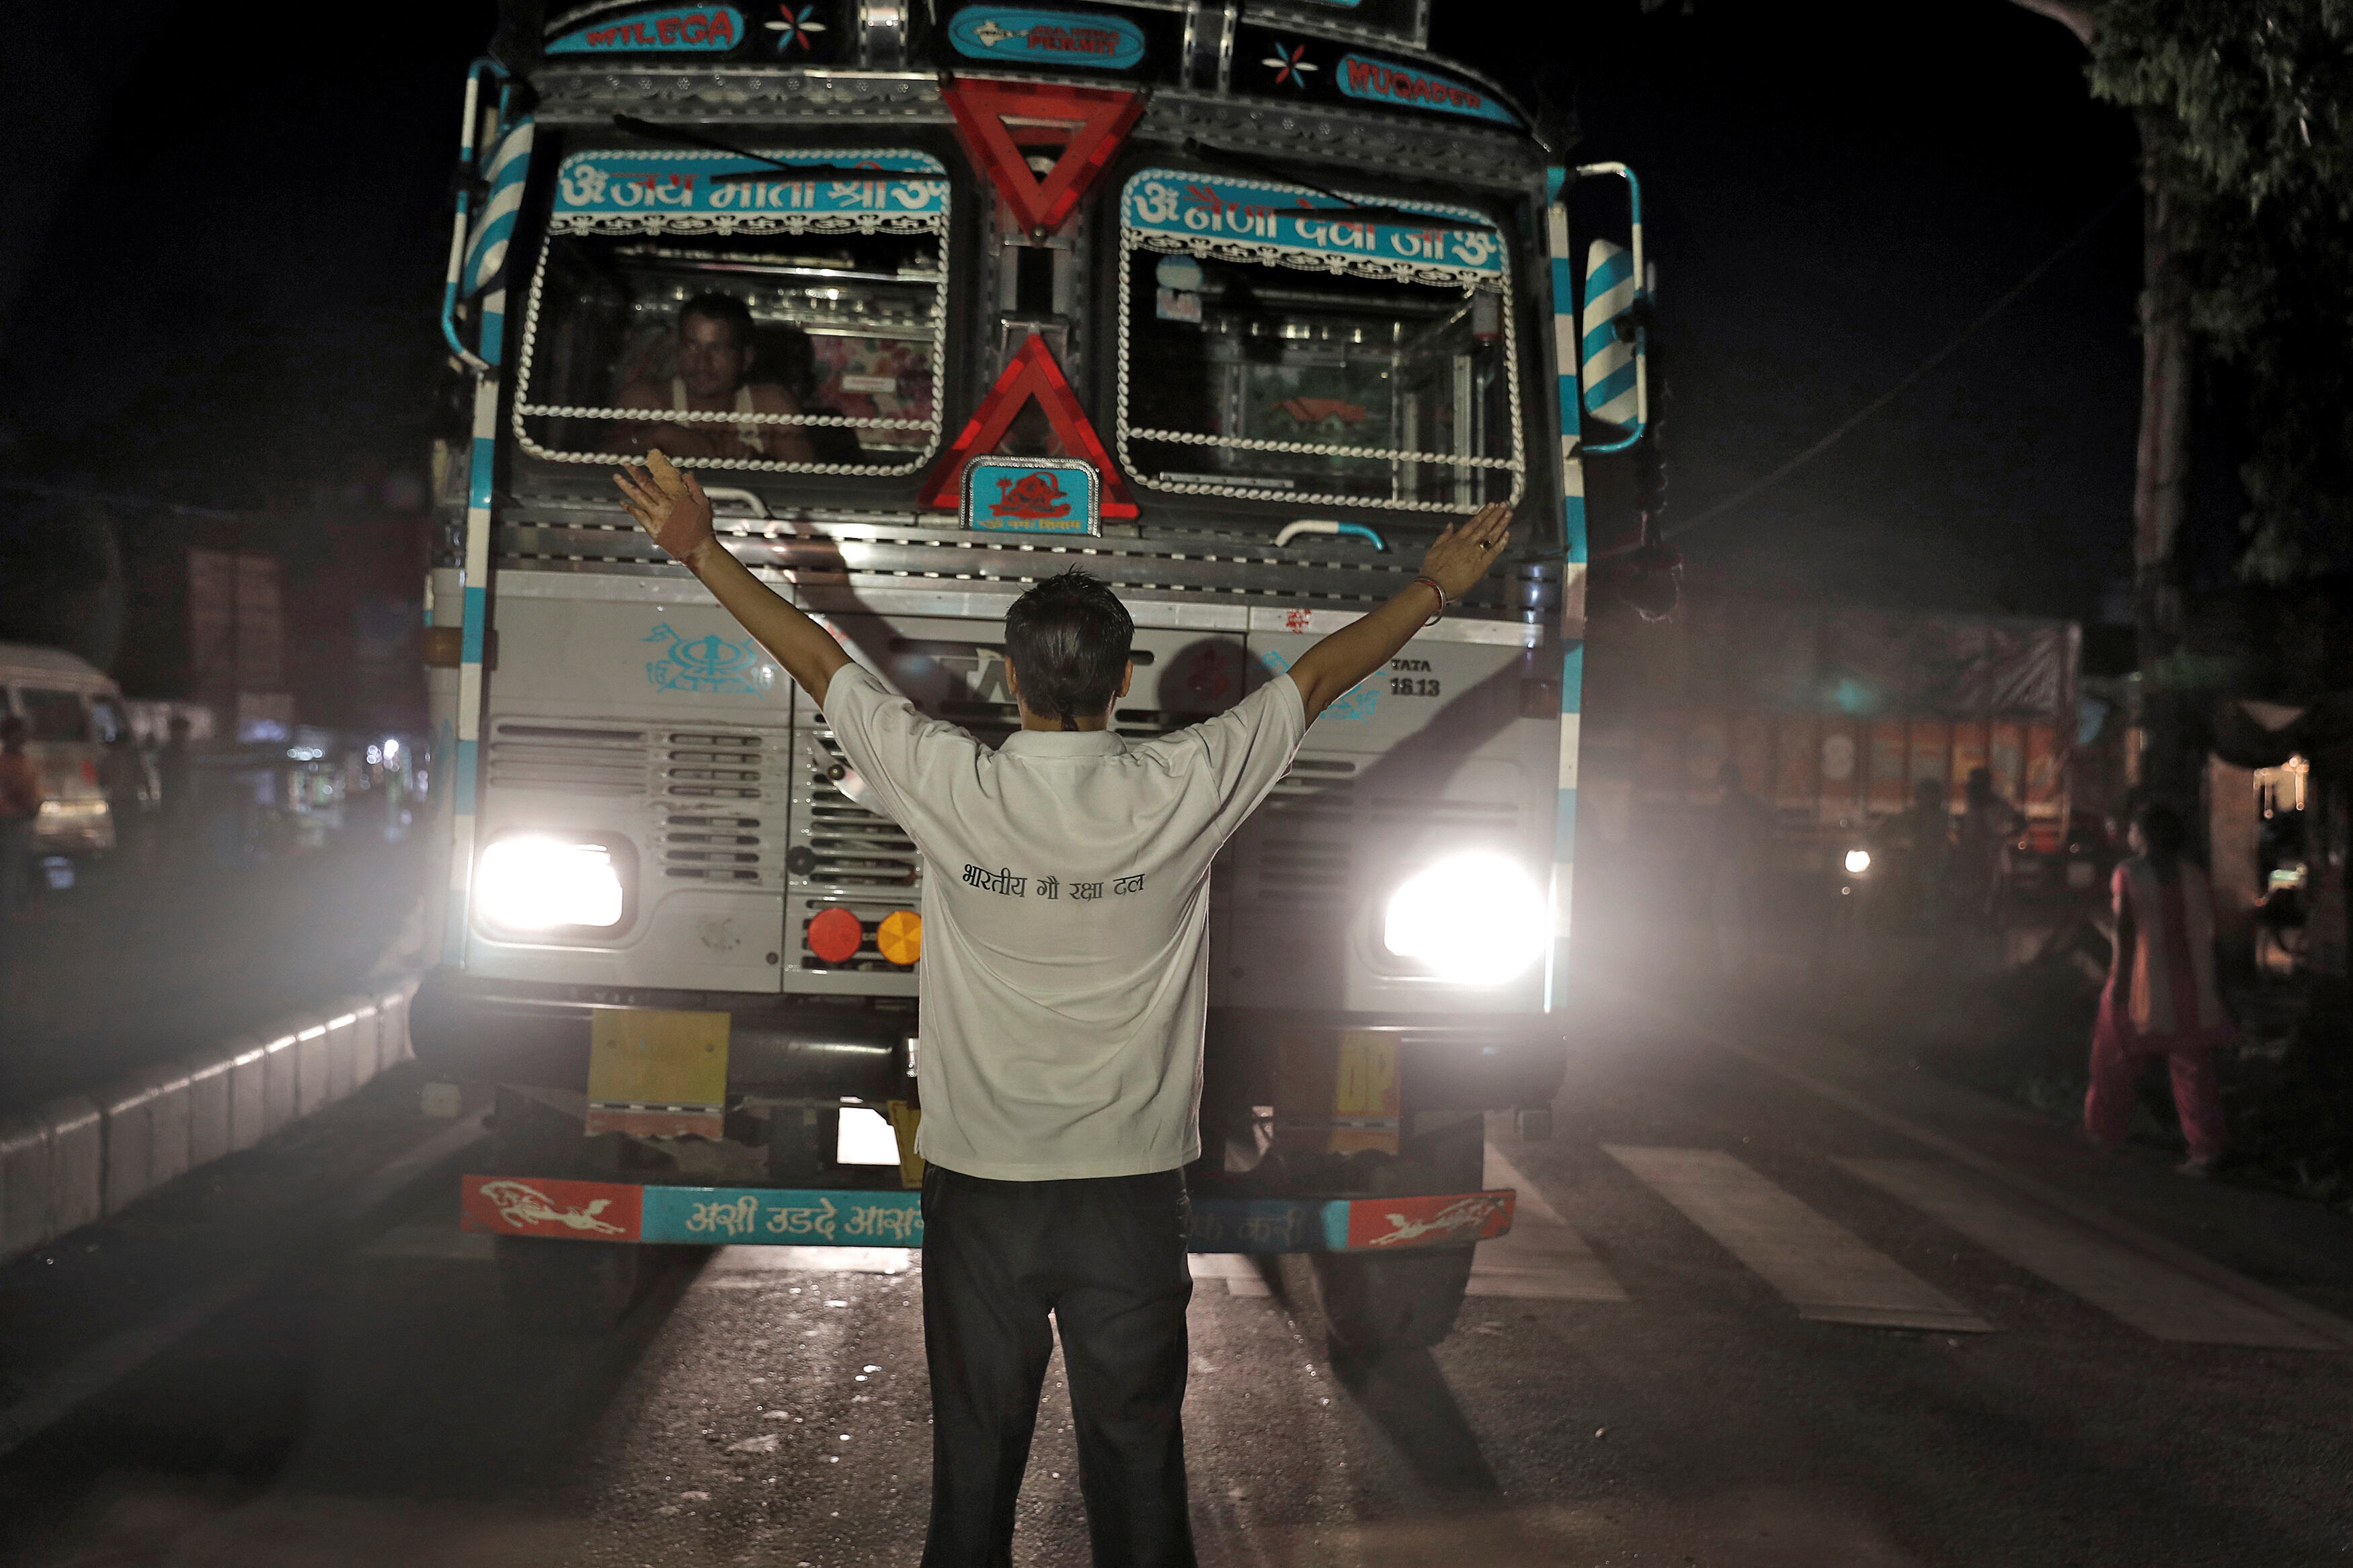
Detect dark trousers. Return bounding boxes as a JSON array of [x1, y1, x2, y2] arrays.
[[920, 1163, 1196, 1568]]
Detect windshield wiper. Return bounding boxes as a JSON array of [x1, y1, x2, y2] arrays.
[[1177, 138, 1494, 233], [610, 114, 934, 184]]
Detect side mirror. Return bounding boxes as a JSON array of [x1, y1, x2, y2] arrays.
[[1569, 163, 1647, 454]]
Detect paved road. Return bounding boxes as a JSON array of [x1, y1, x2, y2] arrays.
[[4, 1010, 2348, 1567]]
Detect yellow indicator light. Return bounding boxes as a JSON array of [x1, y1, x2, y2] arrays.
[[877, 909, 923, 966]]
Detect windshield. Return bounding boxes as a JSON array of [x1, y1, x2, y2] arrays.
[[512, 148, 951, 475], [19, 687, 91, 743], [1115, 169, 1523, 513]]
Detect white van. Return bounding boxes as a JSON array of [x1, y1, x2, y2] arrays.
[[0, 642, 125, 856]]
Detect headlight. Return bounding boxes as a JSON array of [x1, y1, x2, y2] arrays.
[[1843, 848, 1872, 875], [1381, 850, 1548, 985], [477, 833, 629, 934]]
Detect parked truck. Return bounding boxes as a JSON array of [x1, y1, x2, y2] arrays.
[[412, 0, 1650, 1351]]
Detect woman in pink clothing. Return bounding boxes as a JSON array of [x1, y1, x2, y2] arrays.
[[2083, 801, 2234, 1175]]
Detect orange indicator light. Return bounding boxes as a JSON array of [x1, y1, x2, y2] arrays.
[[877, 909, 923, 966]]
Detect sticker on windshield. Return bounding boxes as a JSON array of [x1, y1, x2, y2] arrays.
[[550, 149, 949, 231], [1121, 170, 1501, 280]]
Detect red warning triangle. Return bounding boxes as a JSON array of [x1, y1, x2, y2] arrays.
[[941, 76, 1144, 237], [919, 333, 1137, 517]]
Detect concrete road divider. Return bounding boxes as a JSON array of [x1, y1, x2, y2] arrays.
[[323, 1003, 366, 1103], [377, 983, 413, 1072], [184, 1048, 235, 1171], [344, 997, 383, 1092], [293, 1016, 333, 1121], [43, 1097, 103, 1241], [0, 979, 419, 1267], [1, 1112, 51, 1262], [0, 1100, 99, 1262], [102, 1065, 193, 1216], [260, 1028, 300, 1136], [225, 1038, 269, 1153]]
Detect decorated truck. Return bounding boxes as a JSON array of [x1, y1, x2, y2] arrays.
[[411, 0, 1652, 1350]]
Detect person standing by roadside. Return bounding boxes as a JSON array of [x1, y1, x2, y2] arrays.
[[1954, 765, 2024, 925], [0, 714, 43, 918], [1880, 777, 1952, 931], [2083, 800, 2233, 1176], [156, 714, 195, 858], [99, 729, 153, 865]]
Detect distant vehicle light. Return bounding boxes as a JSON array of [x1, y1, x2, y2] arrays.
[[1843, 848, 1872, 876], [1382, 851, 1547, 985], [477, 835, 627, 932]]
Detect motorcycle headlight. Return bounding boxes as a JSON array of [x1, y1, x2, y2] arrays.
[[1843, 848, 1872, 875], [1381, 850, 1548, 985], [476, 833, 632, 935]]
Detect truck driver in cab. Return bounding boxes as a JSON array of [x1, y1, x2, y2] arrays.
[[606, 292, 815, 463]]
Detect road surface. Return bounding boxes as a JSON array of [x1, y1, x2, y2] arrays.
[[3, 999, 2348, 1567]]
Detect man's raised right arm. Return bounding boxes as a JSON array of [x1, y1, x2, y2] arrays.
[[1283, 501, 1515, 718], [612, 451, 852, 704]]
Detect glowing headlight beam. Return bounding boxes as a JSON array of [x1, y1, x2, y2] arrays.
[[1382, 850, 1547, 986], [477, 836, 626, 932], [1843, 848, 1872, 875]]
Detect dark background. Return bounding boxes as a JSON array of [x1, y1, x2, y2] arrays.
[[0, 1, 2141, 677]]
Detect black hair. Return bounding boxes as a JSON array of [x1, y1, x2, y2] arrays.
[[1003, 570, 1133, 728], [2135, 799, 2189, 862], [678, 291, 756, 352]]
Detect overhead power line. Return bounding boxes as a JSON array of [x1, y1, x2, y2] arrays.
[[1636, 183, 2137, 550]]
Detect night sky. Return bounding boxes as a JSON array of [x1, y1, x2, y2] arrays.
[[0, 1, 2139, 625]]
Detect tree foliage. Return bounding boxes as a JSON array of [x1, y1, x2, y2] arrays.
[[2087, 0, 2353, 582]]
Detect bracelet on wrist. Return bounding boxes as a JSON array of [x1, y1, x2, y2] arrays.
[[1411, 575, 1448, 626]]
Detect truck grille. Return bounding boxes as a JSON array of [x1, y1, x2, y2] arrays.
[[1244, 759, 1521, 909], [485, 718, 791, 887]]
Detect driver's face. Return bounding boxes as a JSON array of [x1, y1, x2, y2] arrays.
[[678, 312, 750, 400]]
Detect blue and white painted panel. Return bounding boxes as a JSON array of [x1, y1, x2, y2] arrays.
[[1121, 169, 1503, 282], [947, 7, 1146, 69], [1580, 237, 1639, 429], [547, 6, 746, 52], [1332, 53, 1517, 126], [550, 149, 949, 230], [461, 118, 536, 298]]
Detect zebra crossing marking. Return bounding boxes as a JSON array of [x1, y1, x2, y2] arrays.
[[1470, 1145, 1628, 1301], [1606, 1146, 1991, 1333], [1836, 1158, 2336, 1350]]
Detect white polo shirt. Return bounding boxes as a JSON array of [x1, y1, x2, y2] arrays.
[[819, 661, 1307, 1180]]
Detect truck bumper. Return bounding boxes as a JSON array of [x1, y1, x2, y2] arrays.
[[409, 969, 910, 1102], [1203, 1007, 1568, 1113], [460, 1171, 1517, 1254]]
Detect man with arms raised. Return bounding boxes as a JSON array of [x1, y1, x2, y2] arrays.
[[612, 451, 1512, 1568]]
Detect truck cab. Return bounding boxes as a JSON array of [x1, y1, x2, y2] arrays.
[[414, 0, 1634, 1350]]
